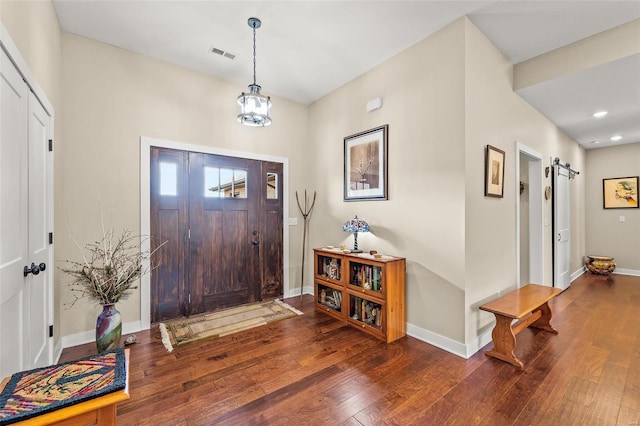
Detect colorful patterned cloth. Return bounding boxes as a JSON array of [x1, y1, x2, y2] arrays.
[[0, 348, 126, 425]]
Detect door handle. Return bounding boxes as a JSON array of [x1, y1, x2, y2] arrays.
[[557, 233, 561, 241], [252, 240, 259, 246], [24, 262, 46, 277]]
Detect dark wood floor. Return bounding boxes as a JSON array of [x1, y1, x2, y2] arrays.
[[61, 273, 640, 425]]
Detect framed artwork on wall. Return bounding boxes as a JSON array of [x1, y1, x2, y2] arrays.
[[484, 144, 505, 198], [344, 125, 388, 201], [603, 176, 639, 209]]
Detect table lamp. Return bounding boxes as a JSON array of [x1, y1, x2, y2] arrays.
[[342, 215, 369, 253]]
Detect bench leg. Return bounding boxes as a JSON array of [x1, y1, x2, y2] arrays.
[[96, 404, 117, 426], [529, 302, 558, 335], [485, 314, 524, 369]]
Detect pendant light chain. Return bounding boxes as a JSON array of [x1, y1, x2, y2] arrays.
[[252, 24, 257, 86], [236, 17, 272, 127]]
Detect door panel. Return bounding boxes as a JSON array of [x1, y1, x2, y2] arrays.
[[27, 93, 50, 369], [261, 162, 283, 299], [189, 152, 261, 314], [0, 48, 29, 378], [150, 148, 188, 323], [553, 164, 571, 291]]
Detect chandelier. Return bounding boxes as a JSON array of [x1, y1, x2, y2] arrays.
[[237, 17, 272, 127]]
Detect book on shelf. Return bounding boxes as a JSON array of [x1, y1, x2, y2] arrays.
[[350, 263, 382, 292]]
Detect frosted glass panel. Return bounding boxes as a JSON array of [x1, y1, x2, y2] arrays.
[[159, 162, 177, 196]]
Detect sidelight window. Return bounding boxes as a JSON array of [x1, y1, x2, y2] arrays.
[[266, 172, 278, 199], [159, 162, 178, 196]]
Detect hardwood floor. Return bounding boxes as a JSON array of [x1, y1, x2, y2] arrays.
[[60, 273, 640, 425]]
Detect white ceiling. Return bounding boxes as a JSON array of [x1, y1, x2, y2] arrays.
[[52, 1, 640, 149]]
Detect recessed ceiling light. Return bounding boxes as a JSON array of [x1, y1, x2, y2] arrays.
[[610, 135, 622, 141], [590, 140, 600, 144], [593, 111, 608, 118]]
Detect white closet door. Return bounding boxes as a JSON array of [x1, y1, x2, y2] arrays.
[[0, 48, 29, 378], [27, 92, 51, 369]]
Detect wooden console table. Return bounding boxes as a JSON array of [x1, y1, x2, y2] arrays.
[[480, 284, 561, 369], [0, 349, 130, 426]]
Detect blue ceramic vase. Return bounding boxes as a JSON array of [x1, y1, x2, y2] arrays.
[[96, 304, 122, 352]]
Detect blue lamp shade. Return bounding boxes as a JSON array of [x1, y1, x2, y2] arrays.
[[343, 215, 369, 253]]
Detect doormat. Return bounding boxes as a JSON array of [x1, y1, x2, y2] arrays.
[[0, 348, 126, 425], [159, 299, 303, 352]]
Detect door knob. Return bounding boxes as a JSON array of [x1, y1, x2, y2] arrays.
[[252, 240, 259, 246], [23, 262, 46, 277]]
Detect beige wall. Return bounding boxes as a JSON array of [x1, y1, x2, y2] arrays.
[[58, 33, 310, 336], [309, 16, 587, 348], [3, 3, 592, 352], [309, 18, 467, 342], [585, 143, 640, 271], [464, 18, 586, 345], [0, 1, 61, 106], [1, 0, 63, 341], [514, 19, 640, 90]]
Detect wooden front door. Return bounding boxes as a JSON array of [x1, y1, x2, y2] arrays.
[[150, 147, 283, 323], [188, 152, 261, 314]]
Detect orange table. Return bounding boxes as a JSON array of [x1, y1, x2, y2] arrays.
[[480, 284, 561, 368], [0, 349, 130, 426]]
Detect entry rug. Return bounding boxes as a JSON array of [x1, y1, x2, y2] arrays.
[[0, 348, 126, 425], [160, 299, 303, 352]]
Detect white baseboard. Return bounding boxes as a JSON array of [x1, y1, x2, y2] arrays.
[[574, 266, 640, 278], [571, 266, 586, 282], [61, 320, 142, 349], [614, 268, 640, 277], [53, 339, 63, 363], [406, 323, 468, 359], [407, 323, 493, 359], [285, 285, 313, 299], [465, 329, 494, 358]]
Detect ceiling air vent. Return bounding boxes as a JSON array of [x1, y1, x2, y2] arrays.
[[209, 46, 235, 60]]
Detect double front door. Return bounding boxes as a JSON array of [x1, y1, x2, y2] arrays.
[[150, 147, 283, 323]]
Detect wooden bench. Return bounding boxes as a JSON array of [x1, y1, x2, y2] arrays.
[[480, 284, 562, 369]]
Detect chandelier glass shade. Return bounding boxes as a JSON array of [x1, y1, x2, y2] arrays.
[[237, 17, 272, 127]]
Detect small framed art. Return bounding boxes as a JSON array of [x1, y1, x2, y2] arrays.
[[484, 144, 505, 198], [344, 125, 388, 201], [603, 176, 638, 209]]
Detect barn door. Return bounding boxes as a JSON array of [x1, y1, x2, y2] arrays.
[[553, 161, 571, 291]]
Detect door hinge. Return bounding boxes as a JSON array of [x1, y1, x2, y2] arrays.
[[48, 325, 53, 338], [188, 229, 191, 239], [188, 294, 191, 304], [49, 232, 53, 244], [48, 139, 53, 152]]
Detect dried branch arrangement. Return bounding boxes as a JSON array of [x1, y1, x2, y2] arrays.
[[60, 228, 165, 306]]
